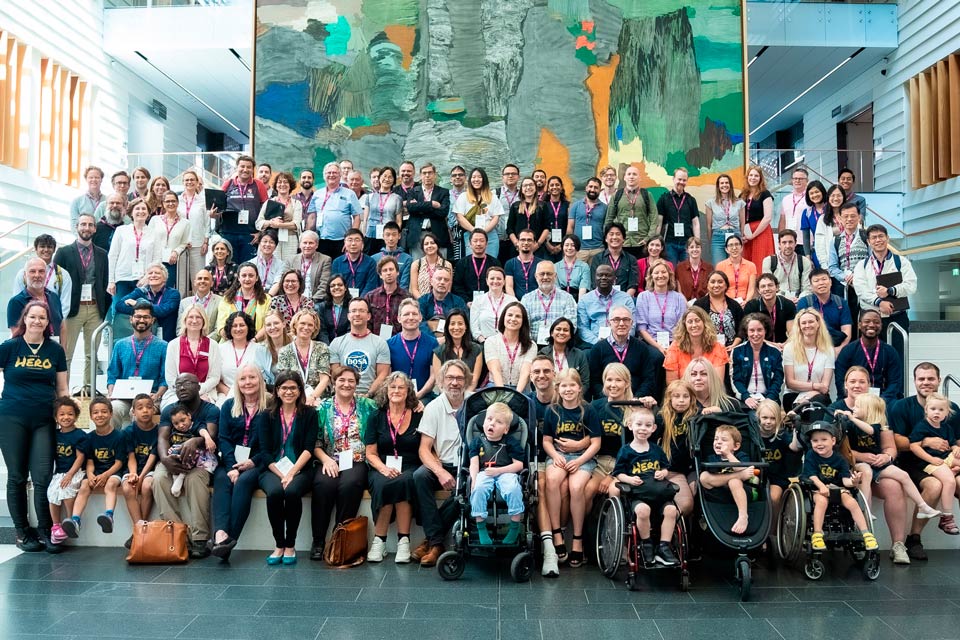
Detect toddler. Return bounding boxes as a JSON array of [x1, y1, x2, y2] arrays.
[[757, 400, 798, 514], [469, 402, 525, 545], [699, 425, 755, 535], [167, 403, 218, 497], [613, 406, 680, 566], [908, 392, 960, 535], [48, 397, 89, 545]]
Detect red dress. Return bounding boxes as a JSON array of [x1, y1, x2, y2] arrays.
[[742, 191, 775, 267]]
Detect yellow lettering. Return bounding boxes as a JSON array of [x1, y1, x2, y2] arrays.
[[56, 444, 74, 457], [14, 356, 53, 369], [631, 460, 661, 475], [764, 449, 782, 462], [602, 420, 622, 437], [819, 464, 838, 479]]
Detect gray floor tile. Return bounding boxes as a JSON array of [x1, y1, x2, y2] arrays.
[[218, 585, 361, 601], [44, 563, 169, 583], [656, 618, 782, 640], [45, 611, 193, 638], [101, 596, 266, 615], [318, 618, 499, 640], [521, 603, 641, 620], [0, 579, 98, 595], [403, 602, 500, 619], [639, 602, 750, 619], [743, 600, 860, 618], [849, 599, 960, 617], [0, 607, 71, 634], [540, 619, 662, 640], [354, 586, 499, 604], [498, 620, 544, 640], [177, 614, 325, 640], [769, 616, 905, 640], [882, 614, 960, 640], [82, 581, 227, 599], [787, 584, 902, 601], [690, 587, 800, 603], [150, 566, 275, 586], [586, 588, 694, 604], [258, 601, 406, 618]]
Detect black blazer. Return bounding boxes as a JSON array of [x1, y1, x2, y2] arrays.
[[218, 398, 268, 469], [316, 299, 351, 344], [257, 408, 319, 472], [53, 242, 110, 319], [405, 185, 451, 249]]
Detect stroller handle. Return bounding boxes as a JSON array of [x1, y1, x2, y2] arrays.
[[700, 461, 770, 470], [608, 400, 657, 407]]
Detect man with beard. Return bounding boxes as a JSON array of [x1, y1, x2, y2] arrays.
[[7, 257, 65, 340], [603, 166, 658, 260], [13, 235, 71, 318], [294, 169, 315, 213], [569, 176, 607, 261], [834, 309, 903, 403], [106, 300, 167, 426], [94, 194, 127, 252]]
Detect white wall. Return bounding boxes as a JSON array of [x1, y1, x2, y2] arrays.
[[0, 1, 199, 232]]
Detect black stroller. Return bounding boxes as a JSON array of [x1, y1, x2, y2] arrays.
[[690, 410, 772, 601], [437, 387, 537, 582]]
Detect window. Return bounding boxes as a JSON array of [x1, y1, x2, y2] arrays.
[[908, 53, 960, 189]]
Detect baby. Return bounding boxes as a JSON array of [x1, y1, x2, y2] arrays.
[[167, 403, 218, 497]]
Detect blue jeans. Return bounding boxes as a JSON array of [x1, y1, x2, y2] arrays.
[[221, 231, 256, 264], [470, 471, 524, 519], [464, 229, 499, 259], [664, 239, 688, 265], [711, 231, 732, 266]]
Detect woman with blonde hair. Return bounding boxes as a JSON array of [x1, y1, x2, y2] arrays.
[[276, 308, 331, 405], [664, 306, 729, 384], [636, 260, 686, 358], [585, 362, 637, 509], [454, 167, 504, 259], [161, 304, 222, 408], [683, 356, 741, 414], [259, 309, 291, 374], [144, 175, 171, 218], [178, 169, 209, 289], [782, 307, 834, 410]]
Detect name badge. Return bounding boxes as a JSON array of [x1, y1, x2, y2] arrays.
[[132, 262, 144, 279], [656, 331, 670, 348], [598, 326, 612, 340], [81, 284, 93, 302], [475, 214, 489, 228], [673, 223, 684, 237], [473, 290, 483, 302], [349, 287, 360, 298], [274, 456, 294, 475], [436, 318, 446, 333], [581, 226, 593, 241], [537, 325, 550, 344], [627, 218, 639, 232], [386, 455, 402, 471], [422, 219, 432, 230], [234, 445, 251, 464], [379, 324, 393, 340], [277, 228, 289, 243], [375, 224, 385, 239], [338, 450, 354, 471], [238, 210, 249, 225], [717, 333, 727, 346], [551, 228, 562, 243], [613, 284, 621, 292], [869, 387, 881, 397]]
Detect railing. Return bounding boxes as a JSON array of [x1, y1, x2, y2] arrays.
[[90, 321, 113, 395], [748, 148, 905, 193], [123, 151, 243, 190], [944, 375, 960, 401], [104, 0, 234, 7], [887, 322, 909, 394]]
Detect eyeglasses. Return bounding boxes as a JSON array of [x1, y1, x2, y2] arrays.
[[502, 171, 519, 176], [450, 173, 465, 178], [444, 375, 466, 382], [609, 317, 632, 323], [278, 386, 299, 393]]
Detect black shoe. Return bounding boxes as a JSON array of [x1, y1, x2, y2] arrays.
[[124, 535, 133, 550], [211, 537, 237, 558], [15, 528, 44, 553], [37, 529, 65, 554], [640, 540, 656, 566], [310, 543, 325, 561], [655, 542, 679, 566], [906, 534, 928, 561], [189, 540, 211, 559]]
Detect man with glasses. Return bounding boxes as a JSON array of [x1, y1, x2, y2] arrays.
[[70, 166, 105, 229], [496, 164, 521, 259], [447, 166, 468, 260], [13, 235, 71, 319], [405, 163, 450, 259], [92, 171, 131, 220], [94, 194, 127, 252], [328, 298, 391, 397], [412, 359, 470, 567], [522, 261, 577, 346], [106, 300, 168, 426], [778, 168, 808, 239], [587, 305, 659, 401]]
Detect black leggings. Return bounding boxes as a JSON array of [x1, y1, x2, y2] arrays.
[[311, 464, 367, 545], [212, 466, 261, 540], [260, 471, 312, 548], [0, 414, 55, 530]]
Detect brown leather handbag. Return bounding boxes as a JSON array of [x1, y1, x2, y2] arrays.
[[126, 520, 190, 564], [323, 516, 368, 568]]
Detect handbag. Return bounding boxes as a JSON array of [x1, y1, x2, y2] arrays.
[[624, 479, 679, 505], [322, 516, 368, 568], [126, 520, 189, 564]]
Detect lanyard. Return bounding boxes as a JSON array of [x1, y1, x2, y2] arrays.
[[843, 232, 856, 266], [346, 256, 360, 286], [333, 399, 356, 438], [377, 192, 389, 219], [234, 294, 255, 314], [732, 263, 742, 295], [806, 347, 817, 382], [301, 258, 312, 283], [319, 188, 335, 213], [522, 201, 536, 226], [259, 256, 274, 284], [182, 336, 202, 370], [183, 194, 196, 218], [598, 292, 615, 320], [752, 357, 762, 393], [653, 291, 670, 327], [242, 406, 255, 447], [214, 266, 226, 289], [538, 289, 556, 319], [131, 335, 152, 376], [384, 292, 394, 325], [87, 193, 102, 209], [791, 193, 803, 214], [472, 255, 487, 283], [549, 201, 561, 228], [194, 294, 211, 310], [133, 225, 145, 261], [232, 343, 249, 368], [563, 259, 575, 292], [610, 339, 629, 364], [626, 190, 639, 209], [489, 292, 505, 324], [295, 342, 312, 379], [860, 339, 880, 379], [433, 297, 444, 317], [148, 288, 164, 307], [765, 298, 778, 328], [584, 200, 596, 223], [608, 252, 621, 273], [332, 304, 343, 327], [671, 193, 686, 222], [280, 409, 294, 446], [424, 258, 438, 284], [503, 189, 517, 208], [554, 350, 566, 373], [504, 340, 521, 368], [78, 245, 93, 272], [872, 253, 888, 276], [519, 258, 534, 284], [690, 263, 702, 291], [401, 336, 421, 377], [44, 264, 56, 288], [387, 409, 408, 455], [162, 215, 179, 241]]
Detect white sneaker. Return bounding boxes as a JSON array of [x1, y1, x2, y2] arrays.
[[541, 541, 560, 578], [890, 541, 911, 565], [395, 536, 411, 564], [918, 505, 942, 520], [367, 537, 386, 562]]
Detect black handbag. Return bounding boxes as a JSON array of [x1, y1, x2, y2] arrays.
[[622, 478, 679, 504]]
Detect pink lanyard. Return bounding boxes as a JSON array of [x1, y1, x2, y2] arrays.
[[401, 336, 420, 377], [489, 293, 505, 323], [503, 190, 517, 208], [183, 194, 195, 218], [554, 350, 566, 372], [519, 259, 534, 283], [765, 299, 778, 328], [538, 290, 555, 319], [671, 193, 686, 222], [384, 292, 393, 325], [44, 265, 56, 288], [242, 406, 254, 446], [232, 343, 248, 368], [131, 335, 152, 376], [806, 349, 817, 382], [472, 256, 487, 283], [387, 409, 408, 455], [872, 253, 888, 276], [584, 201, 595, 223], [653, 291, 669, 326], [194, 294, 211, 310], [182, 336, 201, 370], [133, 226, 145, 261], [732, 263, 742, 295], [690, 264, 702, 290], [280, 409, 294, 446], [332, 304, 343, 327], [295, 342, 311, 378], [860, 339, 880, 379], [319, 188, 335, 213], [234, 294, 254, 314], [259, 256, 274, 284], [162, 215, 179, 241], [611, 339, 629, 364], [346, 256, 360, 286], [333, 399, 356, 439], [549, 201, 561, 229], [608, 253, 621, 272], [563, 259, 575, 292], [301, 258, 312, 283], [504, 340, 521, 368], [79, 246, 93, 272]]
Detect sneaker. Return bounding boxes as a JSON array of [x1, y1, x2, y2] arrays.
[[918, 504, 942, 519], [655, 542, 680, 566], [890, 541, 910, 565], [640, 540, 656, 566], [541, 543, 560, 578], [37, 529, 64, 554], [811, 532, 826, 551], [862, 531, 879, 551], [905, 534, 928, 561], [395, 536, 411, 564], [50, 523, 68, 544], [189, 540, 211, 559], [310, 542, 325, 562], [15, 528, 43, 553], [367, 537, 386, 562], [411, 539, 431, 562], [61, 519, 80, 539], [939, 514, 960, 535], [97, 513, 114, 534]]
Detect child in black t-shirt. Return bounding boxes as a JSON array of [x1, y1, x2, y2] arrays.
[[47, 397, 88, 545], [908, 392, 960, 535], [801, 424, 877, 551], [121, 394, 159, 544], [613, 406, 679, 567], [468, 402, 525, 545], [699, 425, 755, 535], [656, 380, 698, 517], [63, 398, 125, 538], [167, 403, 219, 497], [757, 400, 795, 516]]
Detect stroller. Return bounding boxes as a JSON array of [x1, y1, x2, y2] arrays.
[[690, 410, 772, 601], [437, 387, 538, 582]]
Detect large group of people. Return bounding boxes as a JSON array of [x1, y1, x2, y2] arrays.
[[1, 156, 949, 579]]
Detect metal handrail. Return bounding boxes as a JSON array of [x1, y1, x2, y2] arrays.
[[943, 375, 960, 401], [886, 322, 909, 394], [0, 246, 35, 271], [0, 220, 73, 242], [89, 320, 112, 394]]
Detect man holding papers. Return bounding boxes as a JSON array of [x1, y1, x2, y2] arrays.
[[107, 300, 167, 427]]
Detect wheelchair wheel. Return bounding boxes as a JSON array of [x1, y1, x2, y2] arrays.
[[862, 551, 880, 581], [777, 483, 806, 563], [595, 496, 625, 578], [437, 551, 466, 581], [680, 571, 690, 592], [510, 552, 534, 583], [803, 557, 825, 580], [736, 557, 752, 602]]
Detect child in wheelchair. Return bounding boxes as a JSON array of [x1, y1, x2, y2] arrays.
[[468, 402, 525, 545], [801, 423, 878, 551], [699, 425, 756, 535], [612, 406, 680, 567], [908, 392, 960, 535]]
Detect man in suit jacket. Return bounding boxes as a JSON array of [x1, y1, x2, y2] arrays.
[[285, 230, 331, 301], [54, 213, 111, 393], [404, 163, 450, 258]]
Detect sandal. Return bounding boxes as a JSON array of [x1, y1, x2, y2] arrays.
[[552, 529, 568, 563], [939, 514, 960, 535], [568, 535, 584, 568], [861, 531, 879, 551], [810, 532, 826, 551]]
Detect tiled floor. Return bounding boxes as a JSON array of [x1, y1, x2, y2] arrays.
[[3, 545, 960, 640]]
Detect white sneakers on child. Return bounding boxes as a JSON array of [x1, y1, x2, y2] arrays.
[[917, 505, 942, 520], [395, 536, 411, 564], [367, 537, 387, 562], [541, 540, 560, 578]]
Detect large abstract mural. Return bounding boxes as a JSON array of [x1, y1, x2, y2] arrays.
[[253, 0, 746, 197]]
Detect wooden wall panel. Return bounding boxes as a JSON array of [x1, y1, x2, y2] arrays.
[[909, 76, 921, 189]]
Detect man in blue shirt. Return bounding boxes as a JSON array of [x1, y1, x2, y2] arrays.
[[504, 229, 542, 299], [577, 265, 635, 347], [307, 162, 361, 258], [7, 257, 65, 339], [388, 300, 439, 401], [331, 229, 379, 296], [796, 268, 852, 354], [835, 309, 902, 403], [418, 265, 466, 334], [569, 177, 607, 262], [371, 222, 413, 289], [107, 300, 168, 428]]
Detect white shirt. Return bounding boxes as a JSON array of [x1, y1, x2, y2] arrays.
[[779, 191, 807, 236], [178, 190, 210, 247], [418, 392, 464, 466], [108, 224, 164, 283], [469, 291, 517, 342], [148, 214, 191, 263]]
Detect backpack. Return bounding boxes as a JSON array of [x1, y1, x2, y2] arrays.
[[766, 253, 807, 296]]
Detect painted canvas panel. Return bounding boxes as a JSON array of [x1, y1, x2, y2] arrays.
[[253, 0, 745, 198]]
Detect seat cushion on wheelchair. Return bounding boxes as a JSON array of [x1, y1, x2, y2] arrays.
[[702, 501, 767, 538]]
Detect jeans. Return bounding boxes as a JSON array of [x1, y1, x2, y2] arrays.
[[413, 463, 460, 546], [711, 231, 733, 266], [221, 231, 256, 264], [260, 470, 312, 548], [470, 471, 524, 519], [212, 466, 261, 540], [0, 414, 55, 530], [663, 239, 688, 265]]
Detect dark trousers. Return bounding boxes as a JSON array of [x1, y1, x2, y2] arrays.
[[311, 464, 367, 545], [882, 311, 910, 364], [317, 239, 344, 263], [221, 231, 256, 264], [0, 414, 55, 530], [212, 466, 261, 540], [260, 470, 312, 548], [413, 463, 459, 546]]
